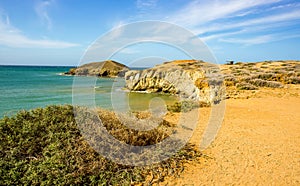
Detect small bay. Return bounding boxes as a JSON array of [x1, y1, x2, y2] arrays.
[[0, 65, 177, 117]]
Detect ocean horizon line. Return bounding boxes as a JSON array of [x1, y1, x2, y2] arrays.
[[0, 64, 151, 69], [0, 64, 76, 68]]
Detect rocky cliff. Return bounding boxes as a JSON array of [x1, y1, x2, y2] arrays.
[[66, 60, 129, 77], [125, 60, 225, 105]]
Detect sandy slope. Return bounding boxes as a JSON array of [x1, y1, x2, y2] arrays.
[[162, 90, 300, 185]]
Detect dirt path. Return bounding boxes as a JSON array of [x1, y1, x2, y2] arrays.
[[163, 96, 300, 185]]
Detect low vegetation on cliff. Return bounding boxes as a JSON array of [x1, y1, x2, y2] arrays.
[[222, 60, 300, 98]]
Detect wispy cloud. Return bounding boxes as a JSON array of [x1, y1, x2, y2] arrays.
[[164, 0, 300, 45], [167, 0, 282, 27], [220, 35, 274, 45], [196, 10, 300, 38], [0, 12, 79, 48], [134, 0, 159, 20], [269, 2, 300, 10], [220, 33, 300, 45], [136, 0, 158, 10], [234, 10, 300, 28], [35, 0, 54, 30]]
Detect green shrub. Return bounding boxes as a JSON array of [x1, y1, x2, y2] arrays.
[[249, 79, 283, 88], [0, 105, 202, 185], [236, 82, 258, 90], [235, 62, 244, 65], [257, 73, 276, 81], [286, 77, 300, 84], [167, 100, 207, 113]]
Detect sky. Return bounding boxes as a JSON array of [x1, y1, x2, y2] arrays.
[[0, 0, 299, 66]]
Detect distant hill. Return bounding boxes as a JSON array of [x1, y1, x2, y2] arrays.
[[65, 60, 129, 77]]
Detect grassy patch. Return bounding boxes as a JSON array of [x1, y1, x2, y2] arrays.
[[286, 77, 300, 84], [236, 82, 258, 90], [167, 100, 208, 113], [249, 79, 283, 88], [0, 105, 202, 185]]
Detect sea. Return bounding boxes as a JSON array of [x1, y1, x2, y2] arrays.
[[0, 65, 177, 118]]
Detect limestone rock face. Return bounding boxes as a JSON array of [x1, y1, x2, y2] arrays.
[[66, 60, 129, 77], [125, 60, 225, 104]]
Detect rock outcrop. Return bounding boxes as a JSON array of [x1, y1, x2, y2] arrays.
[[65, 60, 129, 77], [125, 60, 225, 105]]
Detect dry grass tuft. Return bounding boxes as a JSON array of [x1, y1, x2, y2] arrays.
[[96, 109, 174, 146]]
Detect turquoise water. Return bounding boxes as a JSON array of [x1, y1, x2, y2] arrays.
[[0, 66, 177, 117]]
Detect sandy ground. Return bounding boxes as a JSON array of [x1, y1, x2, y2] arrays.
[[162, 88, 300, 185]]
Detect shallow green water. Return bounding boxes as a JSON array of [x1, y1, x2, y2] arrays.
[[0, 66, 177, 117]]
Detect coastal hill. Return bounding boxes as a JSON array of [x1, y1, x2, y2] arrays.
[[125, 60, 225, 105], [64, 59, 300, 104], [125, 60, 300, 104], [65, 60, 129, 77]]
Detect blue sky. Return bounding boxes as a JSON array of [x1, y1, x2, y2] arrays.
[[0, 0, 299, 66]]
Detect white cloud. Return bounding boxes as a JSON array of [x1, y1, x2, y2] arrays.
[[220, 35, 274, 45], [201, 30, 245, 42], [0, 12, 79, 48], [269, 2, 300, 10], [234, 10, 300, 28], [35, 0, 54, 30], [167, 0, 282, 27], [163, 0, 300, 46], [220, 33, 300, 45], [201, 19, 299, 42], [136, 0, 157, 10], [134, 0, 159, 20], [194, 10, 300, 36]]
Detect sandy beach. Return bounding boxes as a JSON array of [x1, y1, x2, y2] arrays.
[[163, 86, 300, 185]]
